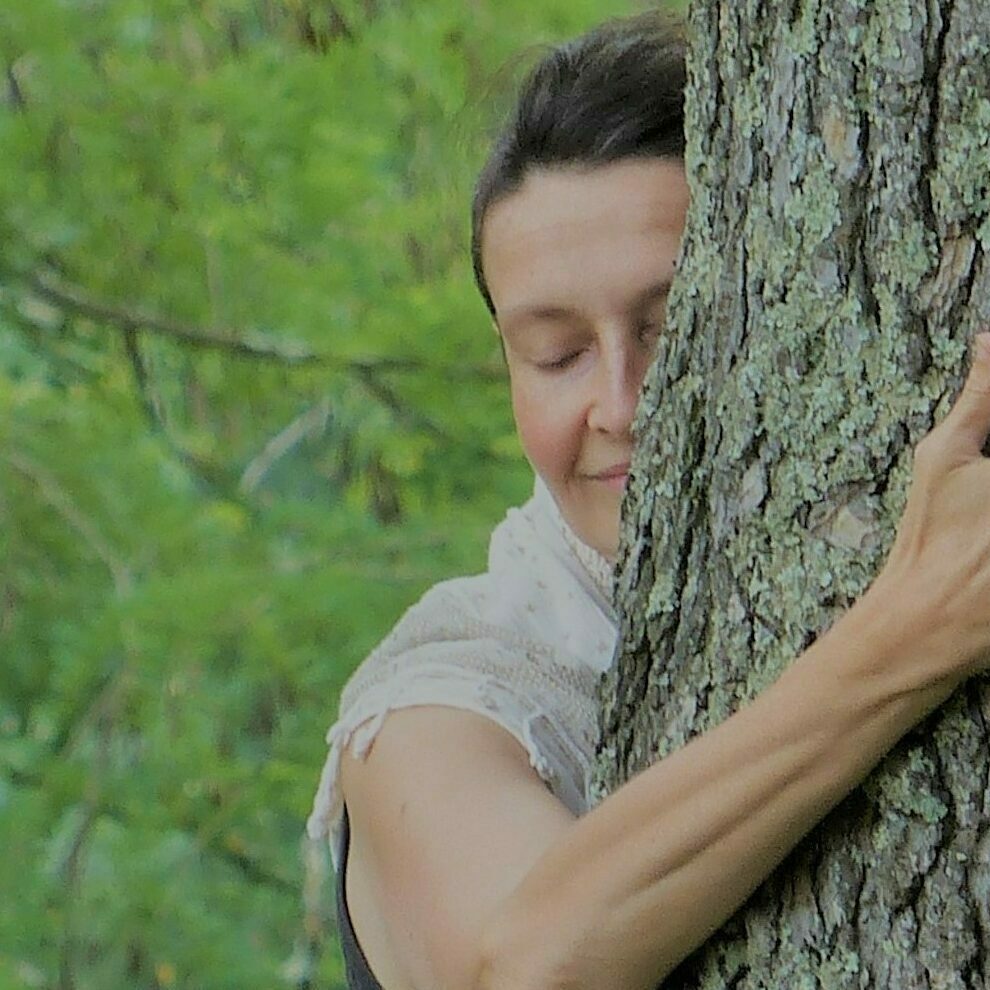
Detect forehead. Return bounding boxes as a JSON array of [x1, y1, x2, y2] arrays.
[[482, 158, 689, 326]]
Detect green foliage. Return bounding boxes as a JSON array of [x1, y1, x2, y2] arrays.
[[0, 0, 646, 986]]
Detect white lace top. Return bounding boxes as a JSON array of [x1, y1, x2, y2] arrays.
[[307, 479, 618, 864]]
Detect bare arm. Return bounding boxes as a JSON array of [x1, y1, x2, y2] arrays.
[[343, 339, 990, 990], [480, 588, 957, 990]]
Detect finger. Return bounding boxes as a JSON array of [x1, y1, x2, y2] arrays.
[[944, 332, 990, 453]]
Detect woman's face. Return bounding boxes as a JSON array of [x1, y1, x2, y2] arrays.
[[482, 158, 689, 558]]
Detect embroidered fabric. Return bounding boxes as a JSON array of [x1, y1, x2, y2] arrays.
[[307, 478, 618, 865]]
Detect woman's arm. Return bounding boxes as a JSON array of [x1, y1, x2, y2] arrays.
[[480, 588, 956, 990], [343, 339, 990, 990]]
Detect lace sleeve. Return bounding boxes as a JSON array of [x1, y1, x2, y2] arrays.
[[307, 635, 601, 867]]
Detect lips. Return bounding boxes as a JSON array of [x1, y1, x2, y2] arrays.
[[590, 462, 631, 481]]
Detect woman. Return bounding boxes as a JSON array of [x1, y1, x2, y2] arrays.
[[309, 14, 990, 990]]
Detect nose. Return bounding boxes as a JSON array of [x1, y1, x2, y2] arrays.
[[586, 338, 645, 437]]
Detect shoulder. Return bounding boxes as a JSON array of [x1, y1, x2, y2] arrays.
[[308, 564, 605, 845], [340, 704, 575, 990]]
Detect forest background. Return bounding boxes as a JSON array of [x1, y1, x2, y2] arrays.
[[0, 0, 701, 987]]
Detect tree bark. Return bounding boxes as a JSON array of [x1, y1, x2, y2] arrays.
[[597, 1, 990, 986]]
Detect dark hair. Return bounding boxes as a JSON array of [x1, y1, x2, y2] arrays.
[[471, 12, 687, 317]]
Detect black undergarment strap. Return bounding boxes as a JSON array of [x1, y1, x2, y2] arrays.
[[336, 806, 386, 990]]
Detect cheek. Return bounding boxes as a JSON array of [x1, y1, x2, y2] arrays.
[[511, 382, 579, 483]]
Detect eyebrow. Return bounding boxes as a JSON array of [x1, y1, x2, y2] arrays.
[[497, 304, 573, 337], [497, 279, 674, 337]]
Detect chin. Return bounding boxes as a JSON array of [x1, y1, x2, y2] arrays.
[[575, 518, 620, 560], [547, 481, 621, 558]]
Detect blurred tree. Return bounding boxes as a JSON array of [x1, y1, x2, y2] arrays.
[[0, 1, 645, 987], [600, 1, 990, 986]]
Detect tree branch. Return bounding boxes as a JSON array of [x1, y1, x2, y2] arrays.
[[26, 267, 327, 366], [14, 266, 504, 380], [352, 362, 449, 440], [56, 801, 99, 990], [239, 397, 332, 495], [118, 326, 240, 498], [122, 324, 164, 427], [9, 766, 300, 899], [6, 451, 134, 594], [5, 61, 26, 111]]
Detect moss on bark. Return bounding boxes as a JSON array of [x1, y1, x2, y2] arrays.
[[597, 1, 990, 985]]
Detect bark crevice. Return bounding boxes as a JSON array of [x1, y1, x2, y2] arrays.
[[599, 0, 990, 985]]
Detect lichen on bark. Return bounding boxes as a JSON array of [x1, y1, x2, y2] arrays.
[[596, 1, 990, 986]]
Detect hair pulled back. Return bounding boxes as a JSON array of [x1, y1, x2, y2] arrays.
[[471, 12, 687, 316]]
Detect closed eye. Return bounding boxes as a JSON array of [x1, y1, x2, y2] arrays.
[[636, 320, 663, 344], [536, 350, 583, 372]]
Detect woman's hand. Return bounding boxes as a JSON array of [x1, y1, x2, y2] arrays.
[[872, 331, 990, 681], [338, 334, 990, 990]]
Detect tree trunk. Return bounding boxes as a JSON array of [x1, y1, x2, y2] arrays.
[[597, 1, 990, 986]]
